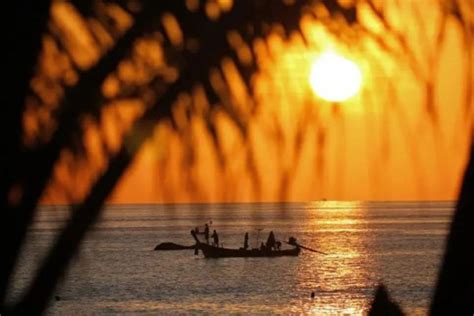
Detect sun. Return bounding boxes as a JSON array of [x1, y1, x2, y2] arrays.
[[309, 51, 362, 102]]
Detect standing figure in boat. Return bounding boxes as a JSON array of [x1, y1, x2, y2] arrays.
[[211, 230, 219, 247], [243, 232, 249, 250], [266, 231, 276, 250], [204, 223, 210, 244]]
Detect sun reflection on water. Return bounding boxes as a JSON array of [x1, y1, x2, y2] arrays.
[[296, 201, 374, 315]]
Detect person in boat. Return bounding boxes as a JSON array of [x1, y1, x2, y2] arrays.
[[243, 232, 249, 250], [266, 231, 276, 250], [275, 240, 281, 250], [288, 236, 297, 246], [211, 229, 219, 247], [204, 223, 210, 244]]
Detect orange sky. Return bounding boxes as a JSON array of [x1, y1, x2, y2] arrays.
[[40, 1, 473, 204]]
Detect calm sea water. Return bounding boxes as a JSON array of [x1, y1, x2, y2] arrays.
[[8, 201, 453, 315]]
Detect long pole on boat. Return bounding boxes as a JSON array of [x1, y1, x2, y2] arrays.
[[296, 244, 328, 255], [285, 239, 328, 255]]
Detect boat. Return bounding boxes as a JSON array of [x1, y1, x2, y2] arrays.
[[197, 242, 300, 258], [191, 230, 300, 258], [154, 242, 196, 251]]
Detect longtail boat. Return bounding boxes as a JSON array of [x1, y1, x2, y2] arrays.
[[191, 230, 300, 258]]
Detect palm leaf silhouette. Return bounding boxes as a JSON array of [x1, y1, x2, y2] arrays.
[[6, 1, 358, 313], [1, 1, 472, 314]]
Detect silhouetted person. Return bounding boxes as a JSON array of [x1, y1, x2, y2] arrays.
[[211, 230, 219, 247], [260, 242, 266, 250], [288, 236, 297, 246], [275, 241, 282, 250], [244, 232, 249, 250], [266, 231, 276, 250], [204, 223, 210, 244], [311, 292, 315, 299]]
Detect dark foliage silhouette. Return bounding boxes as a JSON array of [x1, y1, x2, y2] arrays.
[[369, 284, 404, 316], [1, 0, 472, 315], [430, 144, 474, 314], [1, 1, 356, 313]]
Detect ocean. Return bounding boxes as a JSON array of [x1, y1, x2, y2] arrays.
[[7, 201, 453, 315]]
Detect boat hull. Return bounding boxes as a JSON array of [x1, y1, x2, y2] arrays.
[[154, 242, 196, 251], [198, 243, 300, 258]]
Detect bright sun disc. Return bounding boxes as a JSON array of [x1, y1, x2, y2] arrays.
[[309, 51, 362, 102]]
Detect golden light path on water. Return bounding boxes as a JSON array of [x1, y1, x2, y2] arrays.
[[295, 201, 370, 315]]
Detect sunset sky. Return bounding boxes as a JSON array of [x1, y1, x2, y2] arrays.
[[39, 0, 473, 204]]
